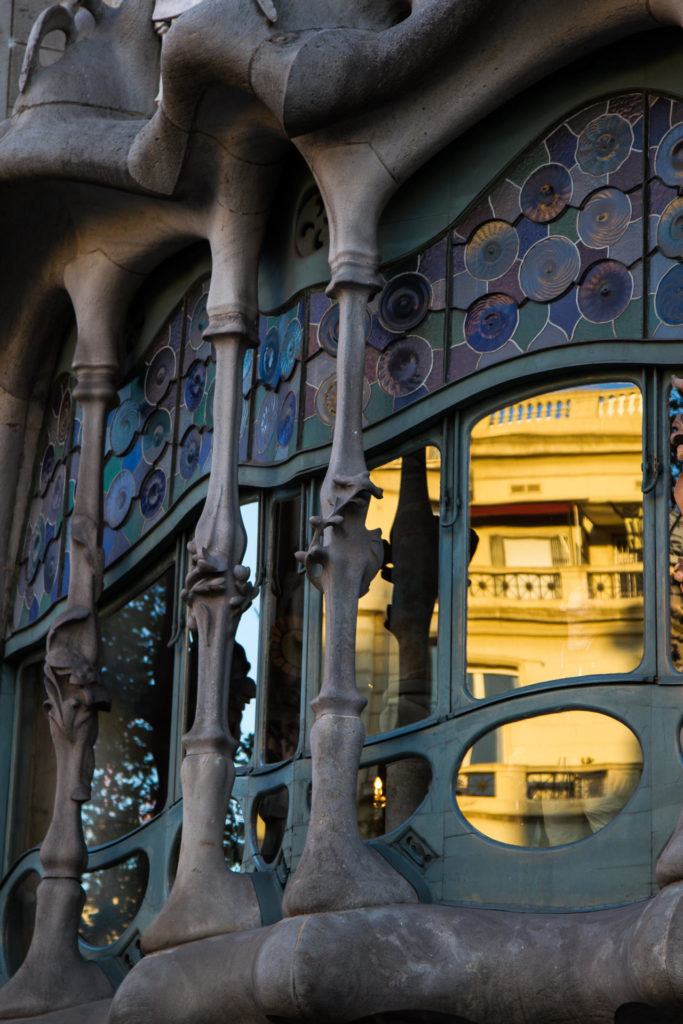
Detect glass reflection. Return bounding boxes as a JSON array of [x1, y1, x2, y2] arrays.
[[356, 448, 440, 736], [357, 757, 432, 839], [3, 871, 39, 976], [80, 852, 149, 947], [670, 376, 683, 670], [253, 786, 288, 863], [455, 710, 642, 847], [9, 663, 56, 863], [264, 496, 304, 763], [467, 385, 643, 695], [84, 569, 174, 847]]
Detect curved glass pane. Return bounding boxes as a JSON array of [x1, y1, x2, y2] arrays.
[[455, 710, 642, 847], [253, 786, 288, 864], [9, 663, 56, 864], [357, 757, 432, 839], [356, 448, 440, 735], [467, 384, 643, 696], [84, 568, 174, 846], [80, 852, 149, 947], [2, 871, 40, 976]]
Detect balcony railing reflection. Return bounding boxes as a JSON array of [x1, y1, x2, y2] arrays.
[[469, 567, 643, 601]]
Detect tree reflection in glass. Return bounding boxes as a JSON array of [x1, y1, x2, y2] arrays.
[[80, 853, 149, 948], [467, 384, 644, 696], [84, 568, 175, 847]]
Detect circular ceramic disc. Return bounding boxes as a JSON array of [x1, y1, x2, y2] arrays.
[[280, 319, 303, 379], [519, 236, 580, 302], [658, 197, 683, 258], [520, 164, 572, 223], [656, 123, 683, 188], [465, 294, 519, 352], [27, 518, 45, 583], [184, 360, 206, 412], [318, 303, 372, 355], [255, 392, 278, 453], [378, 273, 433, 332], [315, 374, 371, 425], [656, 264, 683, 325], [577, 114, 633, 176], [104, 469, 136, 529], [189, 292, 209, 350], [179, 427, 202, 480], [578, 188, 631, 249], [145, 347, 177, 405], [110, 399, 139, 456], [142, 407, 172, 464], [377, 335, 434, 397], [578, 260, 633, 323], [46, 465, 66, 525], [465, 221, 519, 281], [277, 391, 297, 447], [43, 538, 59, 594], [140, 467, 167, 519], [259, 328, 280, 387], [40, 444, 55, 495]]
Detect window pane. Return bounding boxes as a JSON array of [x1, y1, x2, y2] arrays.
[[80, 852, 149, 947], [357, 448, 440, 735], [84, 568, 175, 847], [264, 496, 304, 763], [9, 663, 55, 864], [670, 376, 683, 671], [467, 385, 643, 695], [455, 710, 643, 847], [357, 756, 432, 839]]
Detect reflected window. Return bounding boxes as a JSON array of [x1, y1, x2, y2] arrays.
[[9, 663, 56, 864], [80, 852, 149, 947], [85, 568, 175, 847], [253, 786, 288, 863], [264, 496, 304, 763], [455, 710, 643, 847], [467, 385, 643, 695], [357, 757, 432, 839], [356, 448, 440, 736]]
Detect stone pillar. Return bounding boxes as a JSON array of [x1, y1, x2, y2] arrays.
[[282, 141, 417, 916]]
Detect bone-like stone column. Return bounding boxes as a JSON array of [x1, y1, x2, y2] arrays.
[[282, 142, 417, 916], [0, 255, 125, 1020]]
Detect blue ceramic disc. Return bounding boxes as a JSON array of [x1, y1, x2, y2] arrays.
[[318, 303, 372, 354], [189, 292, 209, 350], [280, 319, 303, 379], [277, 391, 297, 446], [519, 236, 580, 302], [110, 399, 139, 456], [140, 467, 166, 519], [259, 328, 280, 387], [43, 538, 59, 594], [378, 273, 433, 332], [377, 335, 434, 396], [656, 264, 683, 325], [578, 188, 631, 249], [40, 444, 55, 495], [465, 221, 519, 281], [179, 427, 201, 480], [520, 164, 572, 223], [142, 407, 172, 464], [255, 392, 278, 453], [46, 465, 65, 525], [578, 260, 633, 323], [658, 197, 683, 258], [145, 346, 176, 405], [465, 294, 519, 352], [27, 517, 45, 583], [656, 123, 683, 188], [185, 360, 206, 412], [577, 114, 633, 176], [105, 469, 135, 529]]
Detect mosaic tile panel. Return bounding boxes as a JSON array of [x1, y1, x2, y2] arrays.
[[647, 96, 683, 340]]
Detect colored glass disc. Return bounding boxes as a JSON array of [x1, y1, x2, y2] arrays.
[[104, 469, 135, 529], [140, 468, 166, 519], [578, 260, 633, 323], [577, 114, 633, 176], [110, 399, 139, 456], [277, 391, 297, 447], [578, 188, 631, 249], [144, 347, 176, 405], [520, 164, 572, 223], [185, 360, 206, 412], [465, 294, 518, 352], [519, 236, 580, 302], [465, 221, 519, 281], [377, 335, 434, 397], [378, 273, 432, 332]]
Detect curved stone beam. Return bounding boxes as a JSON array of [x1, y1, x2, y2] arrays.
[[109, 885, 683, 1024]]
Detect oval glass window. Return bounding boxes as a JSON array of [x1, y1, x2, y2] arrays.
[[253, 786, 289, 864], [455, 711, 642, 848], [467, 384, 643, 697], [357, 756, 432, 839], [80, 852, 149, 947], [3, 870, 40, 976]]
